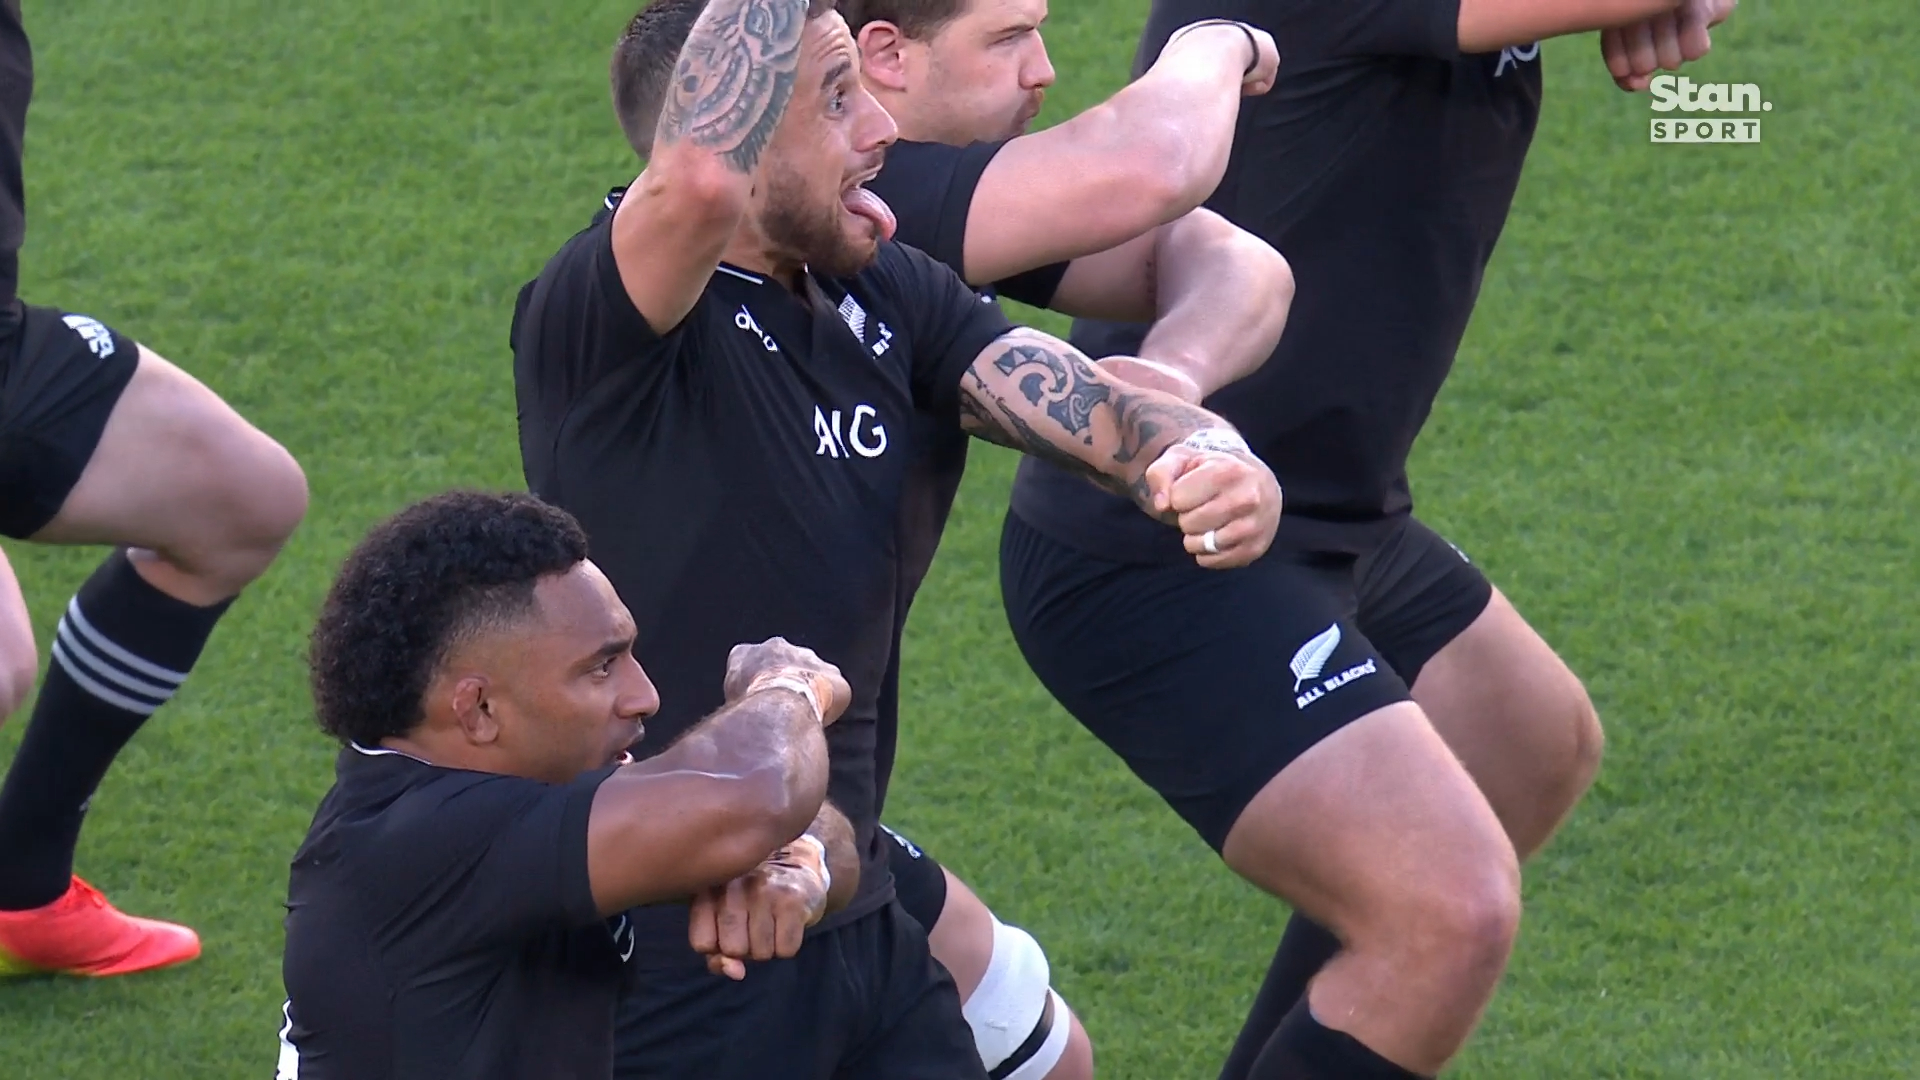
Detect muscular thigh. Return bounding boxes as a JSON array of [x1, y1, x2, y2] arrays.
[[1410, 588, 1601, 857], [1001, 512, 1412, 853], [33, 342, 299, 556], [1360, 518, 1600, 856]]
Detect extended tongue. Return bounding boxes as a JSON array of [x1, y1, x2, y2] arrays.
[[842, 186, 897, 242]]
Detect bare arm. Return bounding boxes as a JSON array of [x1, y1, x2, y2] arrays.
[[957, 328, 1246, 517], [797, 800, 858, 915], [584, 681, 828, 917], [960, 22, 1276, 284], [610, 0, 815, 333], [1047, 209, 1294, 398], [1458, 0, 1687, 52]]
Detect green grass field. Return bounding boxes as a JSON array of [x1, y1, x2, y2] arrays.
[[1, 0, 1914, 1075]]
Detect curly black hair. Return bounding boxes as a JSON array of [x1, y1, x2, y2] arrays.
[[308, 490, 590, 747]]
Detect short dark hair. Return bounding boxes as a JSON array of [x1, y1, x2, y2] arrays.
[[611, 0, 860, 159], [308, 491, 590, 747], [612, 0, 709, 159], [836, 0, 970, 41]]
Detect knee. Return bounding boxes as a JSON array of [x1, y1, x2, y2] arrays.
[[195, 433, 309, 577], [1557, 679, 1605, 800], [1398, 850, 1523, 986], [964, 918, 1080, 1080], [0, 647, 36, 718]]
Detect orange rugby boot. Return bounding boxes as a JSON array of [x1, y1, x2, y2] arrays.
[[0, 876, 200, 977]]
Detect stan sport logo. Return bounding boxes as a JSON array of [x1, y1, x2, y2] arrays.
[[1649, 74, 1771, 144]]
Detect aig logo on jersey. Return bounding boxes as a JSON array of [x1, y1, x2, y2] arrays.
[[814, 404, 888, 459], [1492, 42, 1539, 77]]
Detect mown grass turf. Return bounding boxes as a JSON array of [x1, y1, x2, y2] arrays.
[[1, 1, 1912, 1075]]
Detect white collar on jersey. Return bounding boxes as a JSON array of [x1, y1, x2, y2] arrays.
[[348, 741, 436, 767]]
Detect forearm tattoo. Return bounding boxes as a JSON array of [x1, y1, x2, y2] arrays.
[[655, 0, 809, 174], [960, 333, 1219, 514]]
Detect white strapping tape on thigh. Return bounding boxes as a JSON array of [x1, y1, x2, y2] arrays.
[[963, 917, 1071, 1078], [999, 990, 1072, 1080]]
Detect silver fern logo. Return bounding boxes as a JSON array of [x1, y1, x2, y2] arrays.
[[1290, 624, 1342, 691]]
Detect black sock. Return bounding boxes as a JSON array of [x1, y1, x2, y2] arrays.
[[0, 553, 232, 910], [1220, 915, 1345, 1080], [1247, 1000, 1429, 1080]]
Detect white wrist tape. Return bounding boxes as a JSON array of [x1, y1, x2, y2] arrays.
[[789, 833, 831, 898], [749, 672, 822, 723], [1180, 427, 1251, 456]]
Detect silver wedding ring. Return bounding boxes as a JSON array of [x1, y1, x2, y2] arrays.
[[1202, 529, 1219, 555]]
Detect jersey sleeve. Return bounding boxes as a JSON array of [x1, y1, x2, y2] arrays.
[[874, 242, 1016, 421], [360, 766, 620, 951], [1137, 0, 1460, 65], [511, 210, 683, 460], [871, 140, 1070, 310]]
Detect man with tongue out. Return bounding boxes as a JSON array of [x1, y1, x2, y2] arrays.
[[599, 3, 1297, 1076], [509, 1, 1283, 1078]]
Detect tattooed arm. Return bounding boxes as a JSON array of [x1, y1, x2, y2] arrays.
[[608, 0, 822, 333], [958, 328, 1284, 565]]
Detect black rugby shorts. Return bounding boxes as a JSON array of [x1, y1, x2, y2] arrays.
[[613, 901, 986, 1080], [883, 824, 950, 933], [0, 303, 140, 539], [999, 509, 1492, 853]]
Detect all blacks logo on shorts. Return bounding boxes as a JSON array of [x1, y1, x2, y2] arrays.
[[1289, 623, 1379, 710]]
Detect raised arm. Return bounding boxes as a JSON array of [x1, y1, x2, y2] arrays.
[[611, 0, 820, 332], [583, 637, 848, 916], [1046, 208, 1294, 400], [958, 328, 1283, 567], [959, 21, 1278, 284], [1459, 0, 1725, 52]]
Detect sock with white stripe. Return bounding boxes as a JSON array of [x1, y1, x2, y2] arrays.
[[0, 552, 232, 911]]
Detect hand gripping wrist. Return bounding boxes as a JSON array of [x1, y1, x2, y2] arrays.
[[788, 834, 831, 909]]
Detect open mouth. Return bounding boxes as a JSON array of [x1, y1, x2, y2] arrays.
[[841, 171, 897, 242]]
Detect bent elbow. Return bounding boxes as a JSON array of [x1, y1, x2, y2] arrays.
[[1262, 248, 1296, 335]]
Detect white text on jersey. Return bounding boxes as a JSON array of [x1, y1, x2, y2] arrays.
[[814, 404, 888, 459]]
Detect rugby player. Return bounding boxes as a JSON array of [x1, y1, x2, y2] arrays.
[[277, 491, 845, 1079], [999, 0, 1737, 1077], [510, 0, 1283, 1075], [608, 2, 1293, 1074], [0, 0, 308, 978]]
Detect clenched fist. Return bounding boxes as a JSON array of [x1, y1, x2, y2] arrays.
[[1144, 431, 1282, 569], [723, 637, 851, 727], [1602, 0, 1737, 92], [1164, 20, 1281, 98], [689, 836, 832, 980]]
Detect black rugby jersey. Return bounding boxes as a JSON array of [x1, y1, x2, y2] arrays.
[[511, 189, 1014, 930], [866, 138, 1073, 636], [868, 138, 1071, 313], [278, 746, 632, 1080], [1011, 0, 1542, 560], [0, 0, 31, 337]]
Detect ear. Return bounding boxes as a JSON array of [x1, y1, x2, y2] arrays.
[[856, 21, 914, 93], [449, 675, 502, 747]]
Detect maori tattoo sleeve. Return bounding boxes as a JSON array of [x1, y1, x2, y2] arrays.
[[655, 0, 811, 174], [958, 331, 1220, 516]]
